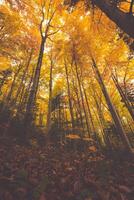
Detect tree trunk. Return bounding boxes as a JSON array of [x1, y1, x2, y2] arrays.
[[112, 74, 134, 120], [73, 80, 85, 137], [91, 85, 110, 147], [6, 64, 22, 104], [0, 74, 8, 94], [81, 81, 95, 133], [39, 111, 43, 126], [74, 56, 91, 137], [94, 0, 134, 38], [18, 65, 35, 114], [68, 0, 134, 38], [25, 37, 46, 124], [64, 59, 75, 128], [46, 59, 53, 134], [91, 57, 133, 153], [13, 49, 33, 105], [129, 0, 134, 14]]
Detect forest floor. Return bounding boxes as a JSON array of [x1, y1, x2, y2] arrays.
[[0, 137, 134, 200]]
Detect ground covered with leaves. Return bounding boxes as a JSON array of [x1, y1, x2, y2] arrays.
[[0, 138, 134, 200]]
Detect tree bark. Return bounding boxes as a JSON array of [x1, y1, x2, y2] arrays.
[[46, 58, 53, 133], [91, 57, 133, 153], [68, 0, 134, 38], [18, 65, 35, 114], [6, 64, 22, 104], [72, 79, 85, 137], [112, 74, 134, 120], [74, 56, 91, 137], [93, 0, 134, 38], [91, 84, 110, 146], [81, 82, 94, 131], [129, 0, 134, 14], [0, 73, 8, 94], [25, 37, 46, 124], [64, 59, 75, 128], [13, 49, 33, 105]]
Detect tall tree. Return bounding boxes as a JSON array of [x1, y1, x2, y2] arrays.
[[64, 58, 75, 128], [65, 0, 134, 38], [46, 52, 54, 133], [112, 74, 134, 120], [91, 56, 133, 153], [25, 0, 60, 125]]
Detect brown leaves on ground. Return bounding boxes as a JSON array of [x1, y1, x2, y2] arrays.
[[0, 140, 134, 200]]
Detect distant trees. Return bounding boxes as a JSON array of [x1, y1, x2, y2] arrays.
[[0, 0, 133, 152], [0, 69, 12, 94]]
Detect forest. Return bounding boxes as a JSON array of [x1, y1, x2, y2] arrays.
[[0, 0, 134, 199]]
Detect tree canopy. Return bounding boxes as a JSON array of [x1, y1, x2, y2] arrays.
[[0, 0, 134, 199]]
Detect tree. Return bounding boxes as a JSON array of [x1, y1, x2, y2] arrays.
[[0, 0, 133, 151], [91, 57, 133, 153], [24, 0, 62, 125], [64, 58, 75, 128], [46, 51, 54, 133], [65, 0, 134, 38], [0, 69, 12, 94]]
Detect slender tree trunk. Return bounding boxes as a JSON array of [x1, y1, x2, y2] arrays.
[[64, 59, 75, 128], [39, 111, 43, 126], [91, 57, 133, 153], [25, 37, 46, 124], [81, 81, 95, 133], [18, 65, 35, 114], [74, 57, 91, 137], [0, 78, 5, 93], [46, 59, 53, 133], [91, 86, 110, 147], [58, 98, 61, 129], [0, 74, 8, 94], [18, 84, 26, 108], [90, 101, 107, 145], [112, 74, 134, 120], [129, 0, 134, 14], [13, 49, 33, 105], [72, 77, 85, 138], [63, 103, 68, 143], [24, 66, 35, 108], [6, 64, 22, 104]]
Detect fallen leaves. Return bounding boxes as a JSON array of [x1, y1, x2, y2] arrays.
[[0, 140, 133, 200], [118, 185, 132, 193], [39, 193, 47, 200]]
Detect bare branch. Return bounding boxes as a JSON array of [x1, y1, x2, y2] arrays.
[[39, 1, 46, 37], [43, 8, 57, 38], [47, 29, 60, 37]]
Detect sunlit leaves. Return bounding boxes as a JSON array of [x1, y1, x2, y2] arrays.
[[0, 0, 133, 130]]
